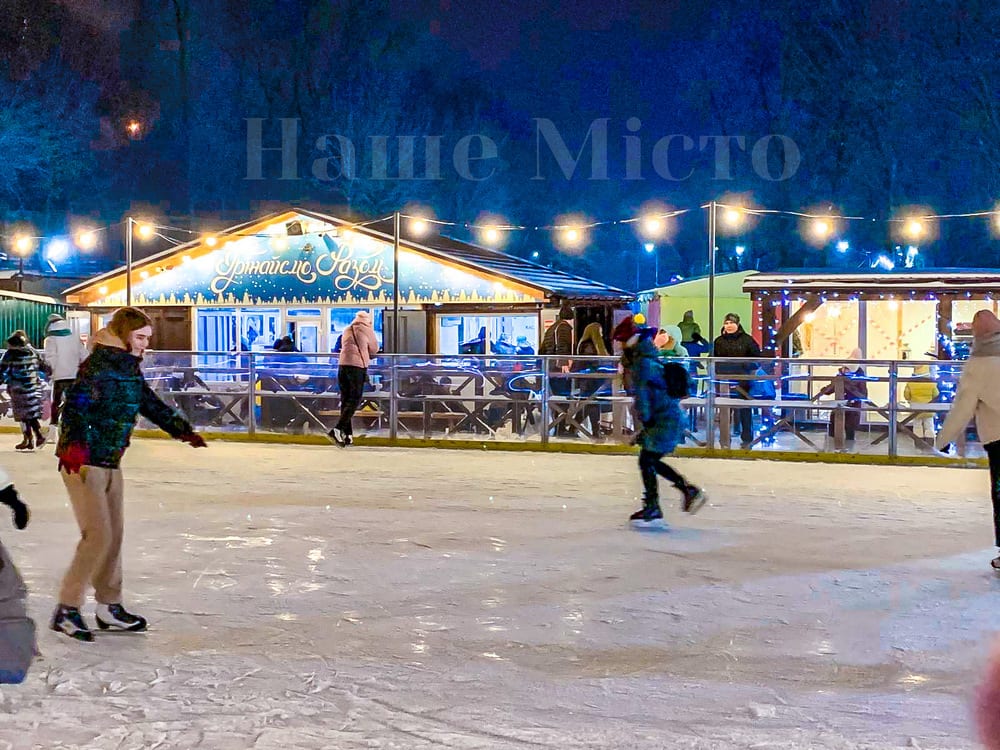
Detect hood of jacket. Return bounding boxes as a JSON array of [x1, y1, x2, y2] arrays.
[[46, 319, 73, 337], [972, 331, 1000, 357], [90, 328, 128, 352]]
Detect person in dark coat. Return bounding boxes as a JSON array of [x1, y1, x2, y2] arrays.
[[52, 307, 207, 642], [540, 303, 575, 397], [712, 313, 762, 449], [627, 328, 705, 524], [573, 322, 609, 440], [0, 331, 48, 451]]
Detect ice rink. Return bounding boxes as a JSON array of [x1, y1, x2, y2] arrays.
[[1, 440, 997, 749]]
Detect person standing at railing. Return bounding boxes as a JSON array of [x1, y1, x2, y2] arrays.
[[712, 313, 762, 450], [626, 326, 706, 526], [936, 309, 1000, 571], [43, 314, 87, 435], [678, 310, 708, 357], [904, 364, 940, 441], [328, 311, 379, 447], [52, 307, 207, 642], [1, 331, 50, 452], [573, 322, 609, 441]]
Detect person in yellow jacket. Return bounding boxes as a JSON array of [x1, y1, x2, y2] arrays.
[[904, 364, 940, 439]]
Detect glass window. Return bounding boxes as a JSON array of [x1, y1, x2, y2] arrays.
[[436, 314, 538, 355], [240, 308, 280, 351], [790, 301, 859, 359], [196, 308, 236, 352], [329, 308, 383, 352]]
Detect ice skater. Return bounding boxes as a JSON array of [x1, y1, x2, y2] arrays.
[[936, 309, 1000, 570], [328, 310, 379, 447], [626, 325, 705, 526], [52, 307, 207, 642], [0, 467, 34, 684], [0, 331, 49, 452]]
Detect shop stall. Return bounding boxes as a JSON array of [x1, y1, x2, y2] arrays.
[[62, 209, 633, 355]]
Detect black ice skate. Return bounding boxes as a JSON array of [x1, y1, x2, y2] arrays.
[[991, 555, 1000, 571], [14, 438, 33, 452], [681, 485, 707, 514], [629, 504, 665, 528], [95, 603, 148, 632], [327, 427, 347, 447], [50, 605, 95, 642]]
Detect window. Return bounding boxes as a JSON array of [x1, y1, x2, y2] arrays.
[[436, 314, 538, 355], [329, 308, 383, 352]]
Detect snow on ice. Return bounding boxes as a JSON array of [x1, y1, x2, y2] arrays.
[[0, 440, 996, 749]]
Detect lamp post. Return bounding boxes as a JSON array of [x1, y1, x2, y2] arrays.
[[708, 200, 717, 347], [126, 216, 134, 305], [12, 235, 34, 294], [392, 210, 400, 353]]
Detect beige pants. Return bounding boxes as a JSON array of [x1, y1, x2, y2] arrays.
[[58, 467, 125, 608]]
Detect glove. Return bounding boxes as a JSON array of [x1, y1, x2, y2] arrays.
[[0, 485, 29, 530], [57, 442, 90, 475], [180, 432, 207, 448]]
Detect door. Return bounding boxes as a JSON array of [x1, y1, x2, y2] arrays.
[[295, 321, 320, 353]]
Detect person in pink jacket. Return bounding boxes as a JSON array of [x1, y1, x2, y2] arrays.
[[936, 309, 1000, 570], [328, 311, 379, 446]]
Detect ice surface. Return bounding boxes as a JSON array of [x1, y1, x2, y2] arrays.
[[0, 440, 995, 749]]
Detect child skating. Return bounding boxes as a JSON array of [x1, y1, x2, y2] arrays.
[[626, 326, 705, 526]]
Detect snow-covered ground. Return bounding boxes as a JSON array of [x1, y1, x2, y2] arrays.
[[1, 440, 997, 749]]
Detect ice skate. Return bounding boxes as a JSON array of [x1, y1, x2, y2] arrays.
[[34, 431, 48, 450], [95, 603, 148, 632], [991, 555, 1000, 571], [50, 605, 94, 642], [681, 485, 707, 514], [14, 438, 33, 452], [629, 504, 666, 529], [326, 426, 347, 447]]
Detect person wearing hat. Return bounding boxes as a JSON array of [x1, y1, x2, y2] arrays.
[[937, 309, 1000, 571], [678, 310, 708, 357], [712, 313, 762, 449], [813, 348, 868, 451], [43, 313, 88, 432], [52, 307, 207, 642], [540, 302, 575, 396], [0, 331, 48, 451], [328, 310, 379, 447]]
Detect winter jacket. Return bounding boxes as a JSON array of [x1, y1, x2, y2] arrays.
[[56, 330, 193, 469], [817, 367, 869, 403], [904, 366, 939, 404], [43, 320, 87, 382], [0, 469, 34, 685], [337, 315, 379, 370], [0, 346, 46, 421], [937, 332, 1000, 448], [712, 327, 762, 379], [540, 319, 573, 370], [629, 332, 684, 454], [678, 311, 706, 345]]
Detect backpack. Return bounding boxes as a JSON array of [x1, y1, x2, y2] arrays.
[[662, 361, 690, 399]]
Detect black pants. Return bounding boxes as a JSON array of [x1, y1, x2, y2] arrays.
[[733, 405, 753, 444], [985, 440, 1000, 547], [827, 406, 861, 440], [336, 366, 367, 436], [51, 379, 73, 426], [639, 450, 689, 507]]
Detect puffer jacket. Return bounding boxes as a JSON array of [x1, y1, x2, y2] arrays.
[[0, 345, 46, 421], [937, 332, 1000, 448], [43, 319, 87, 382], [57, 330, 193, 469], [338, 317, 379, 370], [712, 327, 762, 377], [630, 331, 684, 454]]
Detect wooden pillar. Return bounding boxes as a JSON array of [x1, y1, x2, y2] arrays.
[[760, 294, 779, 357], [937, 295, 953, 358]]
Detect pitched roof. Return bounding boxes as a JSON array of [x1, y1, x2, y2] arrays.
[[318, 212, 633, 303], [64, 208, 633, 304], [744, 271, 1000, 294]]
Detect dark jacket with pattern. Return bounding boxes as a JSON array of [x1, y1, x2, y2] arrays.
[[56, 331, 192, 469], [629, 332, 684, 454], [0, 346, 46, 421]]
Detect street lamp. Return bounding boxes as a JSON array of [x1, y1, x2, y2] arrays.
[[12, 235, 35, 293], [125, 218, 155, 305]]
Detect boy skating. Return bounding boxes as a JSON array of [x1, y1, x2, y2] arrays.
[[625, 326, 705, 526]]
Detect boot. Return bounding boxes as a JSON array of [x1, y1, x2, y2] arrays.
[[14, 428, 33, 452], [51, 605, 94, 642], [95, 603, 148, 632]]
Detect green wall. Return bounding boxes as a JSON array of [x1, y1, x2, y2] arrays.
[[0, 297, 69, 348], [643, 271, 755, 337]]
